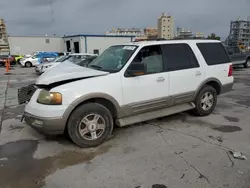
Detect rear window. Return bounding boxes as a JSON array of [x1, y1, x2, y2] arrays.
[[197, 43, 231, 65]]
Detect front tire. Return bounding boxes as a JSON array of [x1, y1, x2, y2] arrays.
[[244, 59, 250, 68], [25, 61, 32, 68], [67, 103, 114, 148], [193, 85, 217, 116]]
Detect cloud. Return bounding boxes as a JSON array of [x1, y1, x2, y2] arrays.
[[0, 0, 249, 39]]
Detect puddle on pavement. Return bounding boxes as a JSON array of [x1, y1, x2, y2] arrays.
[[224, 95, 250, 107], [212, 125, 242, 133], [0, 140, 111, 188], [152, 184, 167, 188], [223, 116, 239, 122]]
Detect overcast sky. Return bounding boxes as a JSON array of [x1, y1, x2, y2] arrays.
[[0, 0, 249, 39]]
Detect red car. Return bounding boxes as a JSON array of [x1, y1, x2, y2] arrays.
[[0, 55, 16, 66]]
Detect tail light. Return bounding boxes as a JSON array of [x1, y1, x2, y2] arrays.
[[228, 64, 233, 77]]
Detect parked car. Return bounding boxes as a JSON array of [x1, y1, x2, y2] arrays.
[[74, 56, 97, 67], [225, 46, 250, 68], [12, 55, 24, 64], [35, 55, 70, 74], [20, 40, 234, 148], [20, 52, 59, 67], [35, 53, 97, 74], [0, 55, 16, 66]]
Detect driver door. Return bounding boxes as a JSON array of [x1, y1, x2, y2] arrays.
[[121, 45, 170, 115]]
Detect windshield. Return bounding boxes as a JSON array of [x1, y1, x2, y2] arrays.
[[88, 45, 137, 72], [66, 55, 92, 63], [55, 55, 70, 62], [74, 56, 97, 66], [31, 52, 40, 56]]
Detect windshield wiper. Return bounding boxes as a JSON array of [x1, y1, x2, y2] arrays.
[[89, 65, 102, 70]]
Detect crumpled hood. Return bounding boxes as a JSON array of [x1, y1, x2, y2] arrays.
[[36, 61, 109, 85]]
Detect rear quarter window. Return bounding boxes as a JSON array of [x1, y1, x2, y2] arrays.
[[197, 43, 231, 65]]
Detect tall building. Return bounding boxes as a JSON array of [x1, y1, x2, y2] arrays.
[[226, 17, 250, 48], [157, 13, 174, 39], [0, 18, 9, 54]]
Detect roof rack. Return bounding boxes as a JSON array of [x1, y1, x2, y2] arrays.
[[132, 38, 209, 42], [133, 38, 166, 42]]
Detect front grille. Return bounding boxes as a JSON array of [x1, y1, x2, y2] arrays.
[[18, 84, 37, 105]]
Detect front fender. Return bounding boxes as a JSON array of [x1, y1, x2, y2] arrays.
[[62, 92, 122, 120]]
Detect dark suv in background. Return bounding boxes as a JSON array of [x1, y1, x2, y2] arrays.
[[225, 46, 250, 68]]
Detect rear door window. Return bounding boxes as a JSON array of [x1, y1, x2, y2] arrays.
[[197, 43, 231, 65], [161, 43, 199, 71]]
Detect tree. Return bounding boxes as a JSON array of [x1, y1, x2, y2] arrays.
[[207, 33, 221, 41]]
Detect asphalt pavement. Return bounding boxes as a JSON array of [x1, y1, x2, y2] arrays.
[[0, 65, 250, 188]]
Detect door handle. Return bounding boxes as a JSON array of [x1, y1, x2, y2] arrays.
[[195, 71, 202, 76], [156, 77, 165, 82]]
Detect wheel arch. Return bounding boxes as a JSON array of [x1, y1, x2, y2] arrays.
[[194, 78, 222, 99], [63, 93, 121, 128], [25, 61, 32, 67]]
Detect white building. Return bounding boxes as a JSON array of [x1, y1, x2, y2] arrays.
[[62, 34, 135, 54], [157, 13, 174, 39], [8, 36, 63, 55], [7, 34, 135, 55], [105, 28, 143, 37]]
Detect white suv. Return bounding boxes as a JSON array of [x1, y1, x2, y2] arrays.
[[23, 40, 234, 147]]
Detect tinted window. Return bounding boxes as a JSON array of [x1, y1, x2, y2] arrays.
[[162, 43, 199, 71], [131, 45, 163, 74], [197, 43, 230, 65]]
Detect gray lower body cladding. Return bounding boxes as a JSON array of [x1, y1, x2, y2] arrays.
[[23, 112, 65, 135], [22, 82, 233, 135]]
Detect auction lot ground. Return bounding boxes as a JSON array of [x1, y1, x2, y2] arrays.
[[0, 65, 250, 188]]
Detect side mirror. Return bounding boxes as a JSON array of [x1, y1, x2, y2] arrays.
[[126, 62, 146, 77]]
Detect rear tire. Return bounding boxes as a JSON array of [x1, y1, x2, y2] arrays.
[[193, 85, 217, 116], [25, 61, 32, 68], [67, 103, 114, 148], [244, 59, 250, 68]]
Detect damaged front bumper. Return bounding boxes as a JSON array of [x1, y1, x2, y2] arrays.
[[18, 84, 37, 105]]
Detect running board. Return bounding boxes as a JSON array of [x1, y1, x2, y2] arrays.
[[117, 102, 195, 127]]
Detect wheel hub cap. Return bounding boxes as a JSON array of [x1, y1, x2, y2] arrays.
[[88, 123, 97, 131], [78, 113, 106, 141], [201, 92, 214, 111]]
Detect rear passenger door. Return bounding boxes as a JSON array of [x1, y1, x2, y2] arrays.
[[162, 43, 204, 103]]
